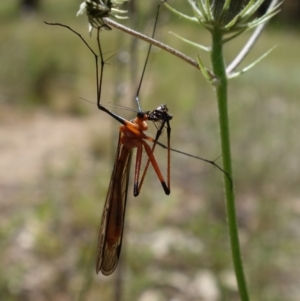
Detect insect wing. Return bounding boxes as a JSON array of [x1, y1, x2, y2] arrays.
[[96, 140, 132, 275]]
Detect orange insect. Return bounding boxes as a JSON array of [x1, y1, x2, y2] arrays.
[[46, 5, 172, 275], [96, 104, 172, 275], [89, 6, 174, 274]]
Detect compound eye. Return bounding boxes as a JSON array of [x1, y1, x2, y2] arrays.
[[156, 104, 168, 112]]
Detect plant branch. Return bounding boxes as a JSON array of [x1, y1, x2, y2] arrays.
[[104, 17, 199, 70]]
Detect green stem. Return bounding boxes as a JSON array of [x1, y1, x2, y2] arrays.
[[211, 28, 249, 301]]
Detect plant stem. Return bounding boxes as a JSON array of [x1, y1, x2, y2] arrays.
[[211, 28, 249, 301]]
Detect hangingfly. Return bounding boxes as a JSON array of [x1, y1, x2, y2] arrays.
[[96, 104, 172, 275], [46, 2, 173, 275]]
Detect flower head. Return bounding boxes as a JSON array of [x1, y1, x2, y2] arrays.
[[190, 0, 281, 33], [77, 0, 128, 33], [166, 0, 281, 35]]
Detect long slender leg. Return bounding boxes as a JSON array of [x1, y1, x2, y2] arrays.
[[141, 140, 170, 195]]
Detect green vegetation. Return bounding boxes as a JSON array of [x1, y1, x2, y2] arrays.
[[0, 1, 299, 301]]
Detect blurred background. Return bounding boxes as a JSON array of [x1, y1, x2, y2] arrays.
[[1, 0, 300, 300]]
